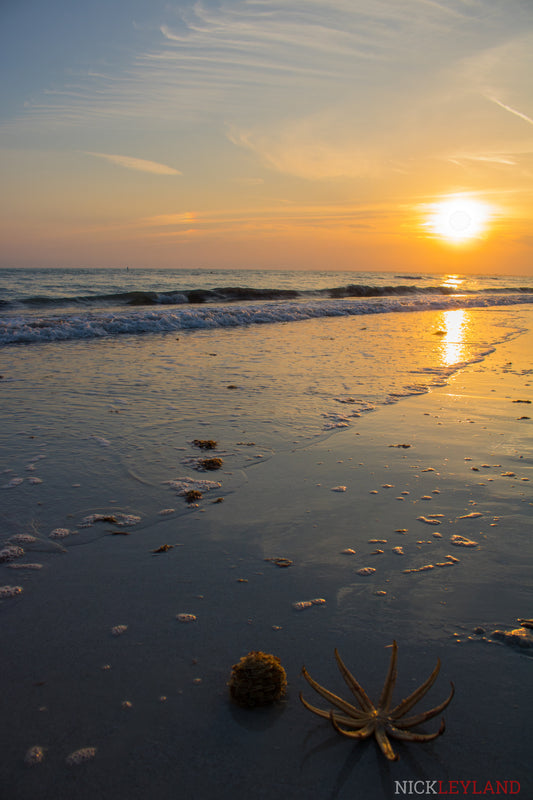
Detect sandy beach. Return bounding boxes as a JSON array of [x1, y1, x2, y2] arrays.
[[1, 306, 531, 800]]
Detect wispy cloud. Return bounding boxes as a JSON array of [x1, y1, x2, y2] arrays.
[[3, 0, 532, 208], [85, 152, 181, 175], [486, 96, 533, 128], [227, 118, 378, 180], [452, 153, 517, 166], [4, 0, 513, 133], [138, 200, 396, 239]]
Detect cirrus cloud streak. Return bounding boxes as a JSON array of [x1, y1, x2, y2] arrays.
[[85, 151, 181, 175]]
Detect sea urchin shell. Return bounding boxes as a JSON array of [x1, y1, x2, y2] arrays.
[[228, 651, 287, 707]]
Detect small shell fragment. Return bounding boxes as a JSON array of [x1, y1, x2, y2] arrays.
[[49, 528, 70, 539], [176, 613, 197, 622], [152, 544, 174, 553], [403, 564, 435, 573], [0, 545, 24, 562], [450, 535, 478, 548], [292, 598, 325, 610], [0, 585, 23, 598], [66, 747, 97, 766], [356, 567, 376, 576], [111, 625, 128, 636], [293, 601, 313, 611]]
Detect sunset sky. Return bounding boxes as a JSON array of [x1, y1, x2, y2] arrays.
[[1, 0, 532, 274]]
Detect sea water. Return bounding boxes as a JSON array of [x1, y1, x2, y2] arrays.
[[1, 268, 531, 532], [1, 266, 532, 344]]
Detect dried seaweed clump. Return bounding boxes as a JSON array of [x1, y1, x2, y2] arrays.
[[199, 457, 223, 471], [152, 544, 174, 553], [185, 489, 203, 503], [228, 651, 287, 707], [193, 439, 217, 450]]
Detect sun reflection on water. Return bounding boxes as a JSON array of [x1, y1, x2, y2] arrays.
[[437, 308, 469, 366], [440, 274, 465, 292]]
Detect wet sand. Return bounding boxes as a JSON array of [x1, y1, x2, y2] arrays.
[[0, 308, 531, 800]]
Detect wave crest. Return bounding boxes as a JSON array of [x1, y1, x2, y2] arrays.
[[2, 292, 532, 345]]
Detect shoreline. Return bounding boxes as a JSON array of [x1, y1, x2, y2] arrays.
[[1, 306, 531, 799]]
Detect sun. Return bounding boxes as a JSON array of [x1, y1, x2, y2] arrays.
[[424, 197, 491, 243]]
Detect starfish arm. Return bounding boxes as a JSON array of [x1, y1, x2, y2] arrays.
[[387, 719, 446, 742], [333, 649, 374, 712], [377, 640, 398, 712], [393, 682, 455, 729], [374, 726, 400, 761], [329, 712, 376, 740], [299, 693, 369, 728], [301, 666, 367, 719], [389, 658, 441, 719]]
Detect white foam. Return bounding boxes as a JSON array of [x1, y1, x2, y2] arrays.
[[164, 477, 222, 495], [2, 477, 24, 488], [1, 293, 532, 345], [0, 585, 23, 598]]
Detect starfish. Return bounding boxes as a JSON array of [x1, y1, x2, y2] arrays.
[[300, 640, 454, 761]]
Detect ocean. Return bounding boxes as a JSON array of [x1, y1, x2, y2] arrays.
[[1, 267, 531, 455], [1, 266, 532, 345]]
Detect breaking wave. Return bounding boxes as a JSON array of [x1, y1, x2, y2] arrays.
[[2, 291, 532, 345], [2, 282, 533, 311]]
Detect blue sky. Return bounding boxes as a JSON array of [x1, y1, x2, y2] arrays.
[[1, 0, 532, 272]]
